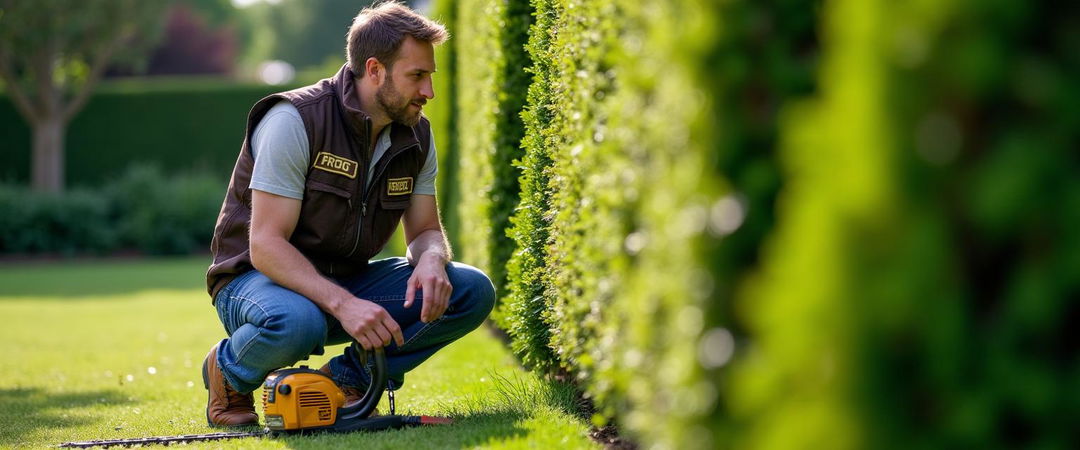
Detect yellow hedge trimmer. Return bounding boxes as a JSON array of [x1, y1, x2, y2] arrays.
[[60, 344, 451, 448]]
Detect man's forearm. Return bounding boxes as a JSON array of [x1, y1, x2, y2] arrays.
[[406, 228, 453, 266], [250, 235, 352, 314]]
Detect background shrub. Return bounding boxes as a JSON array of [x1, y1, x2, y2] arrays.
[[106, 165, 223, 255], [0, 78, 291, 186], [0, 166, 224, 257], [0, 186, 116, 255]]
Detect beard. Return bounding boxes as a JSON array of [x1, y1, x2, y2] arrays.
[[375, 76, 424, 127]]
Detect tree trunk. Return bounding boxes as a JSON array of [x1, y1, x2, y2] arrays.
[[31, 116, 66, 193]]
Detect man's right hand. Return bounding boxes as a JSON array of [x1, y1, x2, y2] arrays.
[[249, 190, 404, 350], [333, 297, 405, 350]]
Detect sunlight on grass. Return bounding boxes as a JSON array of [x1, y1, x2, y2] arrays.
[[0, 259, 597, 449]]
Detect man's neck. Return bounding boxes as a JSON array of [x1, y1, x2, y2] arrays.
[[356, 81, 391, 146]]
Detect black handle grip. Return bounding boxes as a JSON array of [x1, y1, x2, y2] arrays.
[[336, 341, 387, 420]]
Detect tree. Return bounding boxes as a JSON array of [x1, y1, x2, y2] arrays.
[[0, 0, 168, 192]]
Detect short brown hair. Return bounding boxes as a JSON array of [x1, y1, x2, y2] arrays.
[[346, 1, 449, 77]]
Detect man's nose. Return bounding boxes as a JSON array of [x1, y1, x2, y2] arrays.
[[420, 79, 434, 100]]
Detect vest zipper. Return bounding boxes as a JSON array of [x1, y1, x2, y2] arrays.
[[346, 120, 373, 259], [345, 142, 420, 258]]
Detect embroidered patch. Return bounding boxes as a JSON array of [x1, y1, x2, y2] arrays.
[[387, 177, 413, 196], [312, 152, 358, 178]]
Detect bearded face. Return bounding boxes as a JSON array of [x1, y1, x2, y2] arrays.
[[375, 72, 425, 127]]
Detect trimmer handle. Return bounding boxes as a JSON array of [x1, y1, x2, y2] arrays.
[[338, 341, 388, 420]]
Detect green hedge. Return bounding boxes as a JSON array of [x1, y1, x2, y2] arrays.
[[0, 166, 223, 255], [0, 78, 292, 187], [497, 0, 557, 370], [437, 0, 1078, 448], [429, 0, 461, 245], [731, 1, 1078, 448], [446, 0, 813, 442], [448, 0, 532, 311]]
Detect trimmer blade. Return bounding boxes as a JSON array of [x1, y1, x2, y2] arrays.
[[418, 415, 454, 425]]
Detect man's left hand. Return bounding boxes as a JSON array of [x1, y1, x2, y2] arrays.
[[404, 253, 452, 323]]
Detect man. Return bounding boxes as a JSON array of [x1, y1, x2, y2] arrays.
[[202, 1, 494, 427]]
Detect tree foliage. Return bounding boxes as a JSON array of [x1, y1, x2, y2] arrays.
[[143, 3, 239, 76], [0, 0, 167, 192], [240, 0, 377, 70]]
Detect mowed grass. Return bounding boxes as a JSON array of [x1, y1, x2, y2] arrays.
[[0, 257, 598, 449]]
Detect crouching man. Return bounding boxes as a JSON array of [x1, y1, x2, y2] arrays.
[[202, 1, 494, 426]]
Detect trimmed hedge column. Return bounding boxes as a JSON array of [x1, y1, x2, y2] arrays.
[[499, 0, 559, 370], [498, 0, 817, 446], [449, 0, 532, 305], [429, 0, 460, 243]]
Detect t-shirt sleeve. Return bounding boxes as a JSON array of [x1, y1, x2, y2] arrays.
[[249, 100, 309, 200], [414, 131, 438, 196]]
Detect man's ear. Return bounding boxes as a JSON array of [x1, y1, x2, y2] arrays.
[[365, 57, 383, 82]]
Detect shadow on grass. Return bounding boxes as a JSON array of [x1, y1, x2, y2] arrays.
[[280, 407, 532, 449], [0, 387, 133, 446]]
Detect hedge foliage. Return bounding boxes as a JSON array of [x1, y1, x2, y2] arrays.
[[428, 0, 461, 245], [437, 0, 1077, 448], [448, 0, 532, 310], [495, 0, 560, 370], [496, 0, 796, 444], [730, 1, 1079, 448], [0, 166, 223, 255], [0, 78, 289, 186]]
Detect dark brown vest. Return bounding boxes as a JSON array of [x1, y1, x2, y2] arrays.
[[206, 65, 431, 300]]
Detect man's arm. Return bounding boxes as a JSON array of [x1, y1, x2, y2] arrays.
[[249, 190, 404, 349], [401, 194, 453, 323]]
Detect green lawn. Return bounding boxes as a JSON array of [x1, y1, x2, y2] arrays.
[[0, 257, 598, 449]]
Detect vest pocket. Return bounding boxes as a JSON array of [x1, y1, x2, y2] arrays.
[[296, 180, 355, 254], [308, 180, 352, 198]]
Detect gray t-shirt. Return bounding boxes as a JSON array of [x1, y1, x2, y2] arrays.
[[250, 100, 437, 199]]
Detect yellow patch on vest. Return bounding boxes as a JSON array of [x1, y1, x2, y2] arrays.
[[387, 177, 413, 196], [312, 152, 358, 178]]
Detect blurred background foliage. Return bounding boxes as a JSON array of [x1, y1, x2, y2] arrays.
[[0, 0, 412, 255], [0, 165, 221, 255], [0, 0, 400, 190], [0, 78, 287, 185], [0, 0, 1077, 448]]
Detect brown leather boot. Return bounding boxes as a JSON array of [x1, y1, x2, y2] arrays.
[[202, 343, 259, 427], [319, 363, 376, 414]]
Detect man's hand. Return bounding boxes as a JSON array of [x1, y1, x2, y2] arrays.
[[401, 194, 453, 323], [251, 190, 404, 350], [404, 252, 452, 323], [333, 297, 405, 350]]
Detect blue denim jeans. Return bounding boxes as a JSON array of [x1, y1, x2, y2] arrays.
[[213, 257, 496, 394]]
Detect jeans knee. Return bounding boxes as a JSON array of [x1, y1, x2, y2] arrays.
[[451, 263, 496, 326], [262, 302, 327, 362]]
